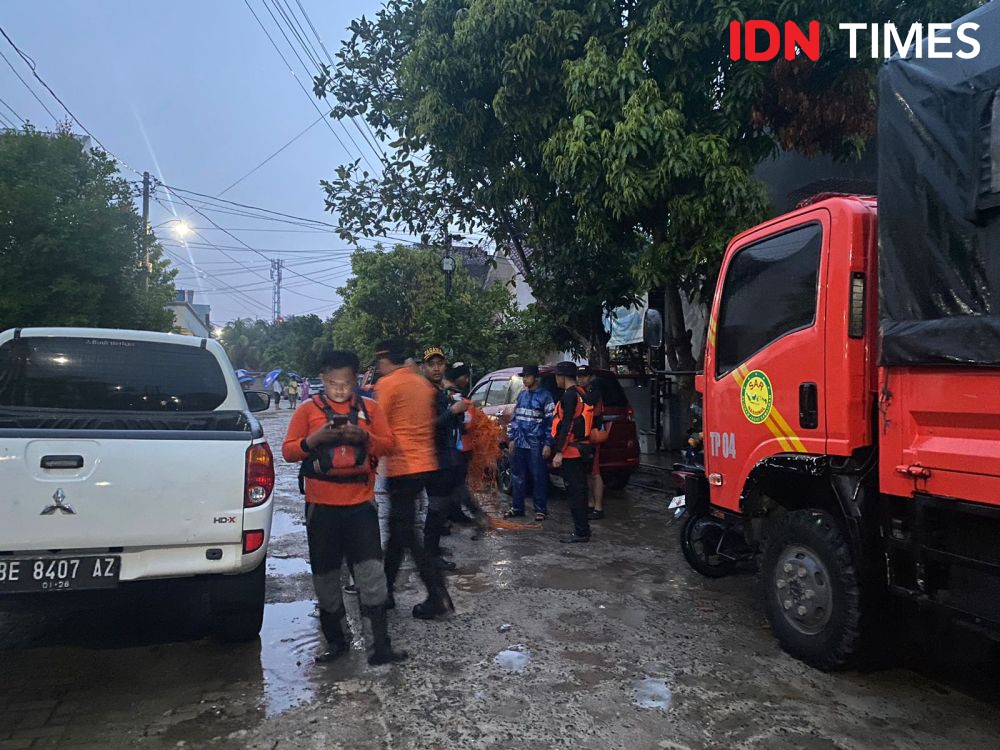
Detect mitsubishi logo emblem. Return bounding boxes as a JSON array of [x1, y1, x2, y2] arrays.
[[41, 488, 75, 516]]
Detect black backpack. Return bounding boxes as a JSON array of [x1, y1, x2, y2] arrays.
[[298, 394, 374, 492]]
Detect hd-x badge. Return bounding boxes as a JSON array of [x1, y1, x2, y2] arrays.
[[41, 488, 76, 516]]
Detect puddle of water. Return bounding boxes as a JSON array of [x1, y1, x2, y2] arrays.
[[267, 557, 311, 577], [270, 510, 304, 538], [494, 645, 531, 673], [633, 677, 673, 710], [259, 601, 323, 715]]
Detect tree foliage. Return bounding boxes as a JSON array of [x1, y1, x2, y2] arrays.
[[0, 125, 176, 332], [219, 245, 555, 377], [219, 314, 326, 374], [326, 244, 558, 374], [318, 0, 981, 368]]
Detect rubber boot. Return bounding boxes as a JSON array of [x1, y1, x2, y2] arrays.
[[412, 581, 455, 620], [316, 607, 350, 662], [363, 604, 408, 665]]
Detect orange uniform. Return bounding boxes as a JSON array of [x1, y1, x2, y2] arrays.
[[374, 366, 438, 477], [282, 396, 394, 506]]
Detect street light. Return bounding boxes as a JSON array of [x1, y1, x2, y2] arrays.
[[152, 218, 193, 240]]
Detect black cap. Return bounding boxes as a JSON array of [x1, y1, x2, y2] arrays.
[[555, 361, 578, 377], [518, 364, 540, 377], [447, 361, 471, 380], [578, 365, 594, 377]]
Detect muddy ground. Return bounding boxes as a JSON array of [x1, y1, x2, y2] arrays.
[[2, 407, 999, 749]]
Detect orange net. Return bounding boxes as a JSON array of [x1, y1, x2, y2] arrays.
[[465, 408, 538, 531]]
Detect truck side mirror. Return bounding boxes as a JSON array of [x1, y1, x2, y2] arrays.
[[244, 391, 271, 413]]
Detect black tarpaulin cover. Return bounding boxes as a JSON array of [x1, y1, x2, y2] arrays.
[[878, 2, 1000, 365]]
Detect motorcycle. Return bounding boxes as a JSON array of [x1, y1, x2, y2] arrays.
[[669, 431, 752, 578]]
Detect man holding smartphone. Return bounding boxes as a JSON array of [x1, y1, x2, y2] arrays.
[[282, 350, 408, 665]]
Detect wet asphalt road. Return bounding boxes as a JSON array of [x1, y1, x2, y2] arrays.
[[2, 407, 1000, 749]]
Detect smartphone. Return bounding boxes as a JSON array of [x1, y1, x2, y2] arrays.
[[329, 415, 349, 427]]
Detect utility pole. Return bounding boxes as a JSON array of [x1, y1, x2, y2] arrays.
[[270, 258, 284, 323], [142, 171, 150, 288], [441, 233, 455, 299]]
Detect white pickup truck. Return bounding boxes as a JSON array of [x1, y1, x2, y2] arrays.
[[0, 327, 275, 641]]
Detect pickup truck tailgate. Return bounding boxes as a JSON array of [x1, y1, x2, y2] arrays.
[[0, 432, 250, 551]]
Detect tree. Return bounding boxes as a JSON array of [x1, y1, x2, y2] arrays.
[[318, 0, 980, 369], [326, 244, 556, 374], [0, 125, 175, 332], [219, 314, 326, 374]]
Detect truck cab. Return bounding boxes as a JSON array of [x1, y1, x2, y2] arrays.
[[698, 195, 877, 516]]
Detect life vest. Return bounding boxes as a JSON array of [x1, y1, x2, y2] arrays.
[[551, 385, 596, 447], [298, 394, 375, 492]]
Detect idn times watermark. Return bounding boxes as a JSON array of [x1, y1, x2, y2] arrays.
[[729, 21, 982, 61]]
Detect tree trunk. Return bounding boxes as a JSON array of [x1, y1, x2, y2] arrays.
[[664, 281, 697, 372], [587, 305, 610, 368]]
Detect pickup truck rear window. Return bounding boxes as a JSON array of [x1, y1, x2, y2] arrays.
[[0, 337, 228, 412]]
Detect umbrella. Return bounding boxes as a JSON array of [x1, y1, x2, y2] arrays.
[[263, 369, 283, 388], [287, 372, 302, 381], [238, 374, 255, 384]]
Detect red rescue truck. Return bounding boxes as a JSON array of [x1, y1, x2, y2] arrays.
[[681, 3, 1000, 669]]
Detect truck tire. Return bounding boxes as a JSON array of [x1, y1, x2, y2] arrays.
[[680, 513, 737, 578], [211, 557, 266, 643], [761, 510, 861, 670]]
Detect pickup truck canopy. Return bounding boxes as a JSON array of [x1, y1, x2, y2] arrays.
[[878, 1, 1000, 366]]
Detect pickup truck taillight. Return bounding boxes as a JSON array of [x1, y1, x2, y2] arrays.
[[245, 442, 275, 507]]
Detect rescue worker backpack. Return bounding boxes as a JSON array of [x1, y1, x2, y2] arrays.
[[297, 394, 374, 492]]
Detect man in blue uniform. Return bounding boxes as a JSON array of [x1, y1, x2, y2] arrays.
[[505, 365, 555, 521]]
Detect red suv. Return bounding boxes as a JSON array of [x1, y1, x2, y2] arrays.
[[470, 366, 640, 493]]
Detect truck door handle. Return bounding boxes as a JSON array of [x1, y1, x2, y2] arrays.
[[799, 383, 818, 429], [41, 455, 84, 469]]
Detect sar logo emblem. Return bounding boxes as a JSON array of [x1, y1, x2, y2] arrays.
[[740, 370, 773, 424]]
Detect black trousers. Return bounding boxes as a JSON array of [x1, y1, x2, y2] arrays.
[[424, 467, 457, 557], [306, 501, 386, 615], [384, 472, 442, 593], [562, 457, 590, 538]]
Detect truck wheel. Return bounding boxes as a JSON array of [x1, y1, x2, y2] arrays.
[[761, 510, 861, 670], [680, 513, 737, 578], [211, 558, 266, 643]]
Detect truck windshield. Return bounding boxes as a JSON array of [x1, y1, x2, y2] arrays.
[[0, 336, 228, 412]]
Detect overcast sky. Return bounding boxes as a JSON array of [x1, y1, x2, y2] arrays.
[[1, 0, 388, 324]]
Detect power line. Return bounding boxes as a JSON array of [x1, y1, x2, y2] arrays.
[[0, 95, 25, 125], [0, 45, 58, 124], [163, 249, 272, 314], [242, 0, 370, 171], [156, 184, 424, 247], [258, 0, 378, 171], [0, 25, 140, 174], [290, 0, 389, 163], [159, 182, 345, 293], [217, 109, 331, 197]]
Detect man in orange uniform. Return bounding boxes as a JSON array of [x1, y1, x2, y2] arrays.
[[551, 361, 591, 543], [282, 350, 407, 665], [374, 341, 454, 619]]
